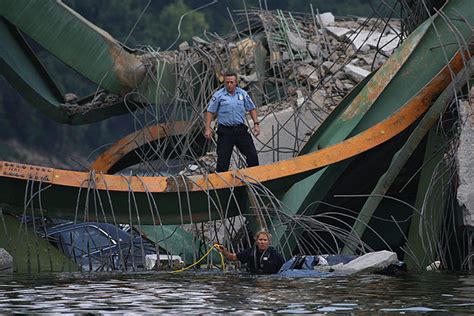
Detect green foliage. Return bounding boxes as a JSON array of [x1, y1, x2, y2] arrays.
[[155, 0, 209, 49]]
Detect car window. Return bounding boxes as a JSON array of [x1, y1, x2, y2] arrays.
[[59, 226, 115, 257]]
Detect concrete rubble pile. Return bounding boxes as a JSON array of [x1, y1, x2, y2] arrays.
[[175, 10, 402, 245], [178, 10, 401, 174]]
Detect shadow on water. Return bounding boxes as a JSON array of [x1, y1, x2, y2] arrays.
[[1, 271, 474, 313]]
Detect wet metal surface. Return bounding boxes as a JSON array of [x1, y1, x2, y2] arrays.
[[0, 271, 474, 313]]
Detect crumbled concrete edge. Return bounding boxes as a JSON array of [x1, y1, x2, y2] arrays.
[[456, 87, 474, 227], [0, 248, 13, 273]]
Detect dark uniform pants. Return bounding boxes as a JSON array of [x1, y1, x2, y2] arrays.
[[216, 124, 259, 172]]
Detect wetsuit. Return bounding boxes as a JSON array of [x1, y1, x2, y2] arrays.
[[236, 246, 285, 274]]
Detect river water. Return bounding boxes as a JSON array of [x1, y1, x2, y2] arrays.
[[1, 270, 474, 313]]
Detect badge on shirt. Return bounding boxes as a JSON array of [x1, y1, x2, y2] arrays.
[[238, 94, 243, 101]]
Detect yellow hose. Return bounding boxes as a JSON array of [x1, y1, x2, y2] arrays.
[[170, 243, 225, 273]]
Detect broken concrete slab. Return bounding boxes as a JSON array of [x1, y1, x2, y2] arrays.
[[347, 30, 376, 52], [0, 248, 13, 273], [457, 88, 474, 227], [344, 63, 371, 82], [256, 105, 323, 165], [318, 12, 335, 27], [326, 26, 352, 40], [367, 33, 400, 53], [296, 65, 319, 86], [287, 31, 307, 51], [307, 43, 322, 59]]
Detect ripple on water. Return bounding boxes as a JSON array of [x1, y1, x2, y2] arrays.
[[1, 271, 474, 313]]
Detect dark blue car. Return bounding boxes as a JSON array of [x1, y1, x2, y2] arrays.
[[42, 222, 162, 271]]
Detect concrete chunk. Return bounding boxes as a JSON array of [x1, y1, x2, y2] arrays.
[[340, 250, 398, 273], [0, 248, 13, 273], [344, 63, 370, 82], [287, 31, 307, 51], [457, 88, 474, 227], [367, 33, 400, 53], [326, 26, 352, 40], [307, 43, 321, 59], [347, 30, 374, 52], [296, 65, 319, 86], [318, 12, 335, 27]]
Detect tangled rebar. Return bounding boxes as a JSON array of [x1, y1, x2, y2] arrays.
[[1, 0, 473, 273]]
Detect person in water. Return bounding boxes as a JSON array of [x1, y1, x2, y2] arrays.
[[217, 230, 285, 274]]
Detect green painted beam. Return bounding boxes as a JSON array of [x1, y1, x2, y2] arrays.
[[312, 20, 431, 150], [0, 211, 79, 273], [0, 18, 67, 122], [266, 0, 474, 256], [0, 0, 177, 124], [341, 60, 472, 255], [404, 127, 447, 269], [137, 224, 222, 266], [0, 0, 143, 94]]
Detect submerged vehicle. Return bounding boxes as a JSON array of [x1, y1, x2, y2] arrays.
[[40, 222, 163, 271]]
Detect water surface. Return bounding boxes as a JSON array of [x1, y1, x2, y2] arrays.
[[1, 271, 473, 313]]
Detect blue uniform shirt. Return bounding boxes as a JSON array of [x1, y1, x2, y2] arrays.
[[207, 87, 256, 126]]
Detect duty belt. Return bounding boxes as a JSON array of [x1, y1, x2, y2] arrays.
[[218, 124, 246, 130]]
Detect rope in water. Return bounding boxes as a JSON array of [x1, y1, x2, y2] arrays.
[[170, 244, 225, 273]]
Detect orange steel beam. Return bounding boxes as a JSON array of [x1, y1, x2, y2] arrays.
[[90, 121, 190, 173], [0, 49, 467, 195]]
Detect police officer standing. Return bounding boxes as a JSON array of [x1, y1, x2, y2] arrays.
[[204, 71, 260, 172]]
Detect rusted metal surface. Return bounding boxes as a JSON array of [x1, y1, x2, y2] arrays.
[[1, 162, 53, 182], [106, 42, 146, 93], [91, 121, 190, 173]]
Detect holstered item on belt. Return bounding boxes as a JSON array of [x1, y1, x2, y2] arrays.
[[217, 124, 248, 135]]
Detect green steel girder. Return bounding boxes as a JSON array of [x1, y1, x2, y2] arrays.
[[0, 17, 135, 124], [0, 0, 144, 95], [0, 17, 67, 122], [404, 127, 448, 269], [342, 64, 472, 256], [0, 0, 177, 124], [266, 18, 429, 256], [0, 212, 79, 273], [264, 0, 474, 256]]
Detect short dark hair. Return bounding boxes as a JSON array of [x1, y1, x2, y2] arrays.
[[223, 70, 238, 79]]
